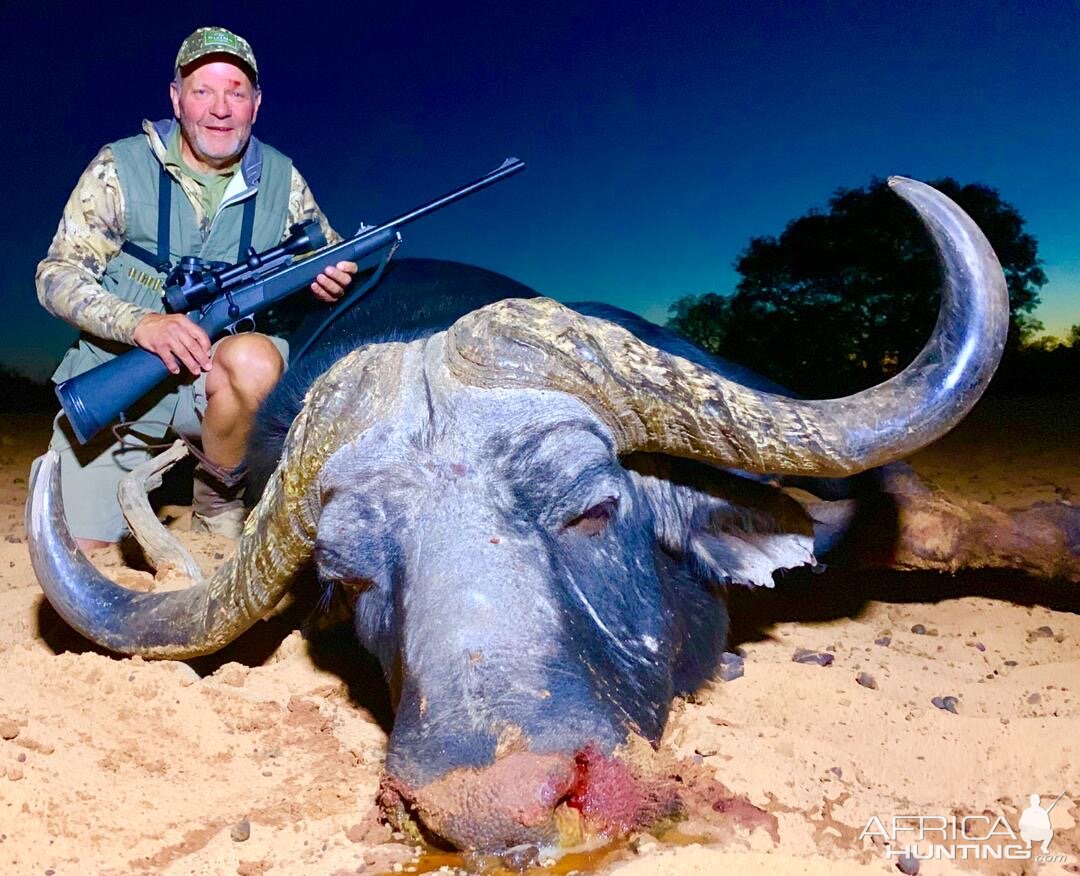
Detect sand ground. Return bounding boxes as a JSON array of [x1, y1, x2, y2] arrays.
[[1, 396, 1077, 875]]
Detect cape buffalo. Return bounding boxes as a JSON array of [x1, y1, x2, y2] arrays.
[[26, 179, 1078, 852]]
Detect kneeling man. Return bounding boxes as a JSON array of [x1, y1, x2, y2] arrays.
[[36, 27, 357, 549]]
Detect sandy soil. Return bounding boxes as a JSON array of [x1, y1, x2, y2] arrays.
[[1, 397, 1077, 876]]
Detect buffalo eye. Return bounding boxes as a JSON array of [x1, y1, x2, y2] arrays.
[[565, 496, 619, 537]]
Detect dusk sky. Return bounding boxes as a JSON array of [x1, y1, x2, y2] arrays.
[[5, 1, 1080, 378]]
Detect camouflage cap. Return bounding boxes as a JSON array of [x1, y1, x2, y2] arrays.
[[175, 27, 258, 84]]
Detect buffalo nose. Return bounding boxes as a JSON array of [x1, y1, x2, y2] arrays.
[[381, 750, 579, 851]]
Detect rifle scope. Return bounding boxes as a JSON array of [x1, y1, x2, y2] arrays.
[[164, 220, 327, 314]]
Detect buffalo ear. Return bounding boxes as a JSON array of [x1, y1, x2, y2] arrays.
[[625, 454, 817, 588]]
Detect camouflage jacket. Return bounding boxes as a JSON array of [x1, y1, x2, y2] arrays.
[[36, 119, 343, 346]]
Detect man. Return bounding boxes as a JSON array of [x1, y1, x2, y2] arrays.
[[36, 27, 357, 550]]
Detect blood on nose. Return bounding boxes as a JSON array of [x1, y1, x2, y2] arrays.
[[564, 744, 681, 837], [380, 744, 684, 852]]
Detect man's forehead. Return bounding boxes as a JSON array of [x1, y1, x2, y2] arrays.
[[179, 57, 256, 89]]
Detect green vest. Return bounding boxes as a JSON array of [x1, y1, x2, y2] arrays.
[[54, 122, 293, 434]]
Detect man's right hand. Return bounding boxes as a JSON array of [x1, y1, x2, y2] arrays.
[[133, 313, 212, 376]]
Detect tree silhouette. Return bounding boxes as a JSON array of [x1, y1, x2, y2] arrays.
[[667, 178, 1046, 397]]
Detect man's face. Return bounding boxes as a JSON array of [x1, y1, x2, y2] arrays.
[[169, 59, 261, 170]]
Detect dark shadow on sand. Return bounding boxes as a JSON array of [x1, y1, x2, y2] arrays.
[[728, 564, 1079, 650], [34, 559, 395, 733]]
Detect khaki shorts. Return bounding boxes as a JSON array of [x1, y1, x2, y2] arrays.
[[48, 335, 288, 542]]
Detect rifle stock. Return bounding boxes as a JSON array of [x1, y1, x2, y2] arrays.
[[56, 158, 524, 444], [57, 349, 171, 445]]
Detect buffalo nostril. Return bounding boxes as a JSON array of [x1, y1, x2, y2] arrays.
[[385, 751, 578, 851], [562, 744, 683, 838]]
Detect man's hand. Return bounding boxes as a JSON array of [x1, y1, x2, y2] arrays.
[[133, 313, 212, 376], [310, 260, 358, 303]]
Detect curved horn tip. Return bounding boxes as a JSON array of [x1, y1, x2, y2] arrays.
[[27, 449, 61, 527], [32, 449, 60, 479], [887, 175, 922, 192], [886, 176, 939, 203]]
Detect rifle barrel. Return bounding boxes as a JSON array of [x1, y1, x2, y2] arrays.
[[379, 158, 525, 232]]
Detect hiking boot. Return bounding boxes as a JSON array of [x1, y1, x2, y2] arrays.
[[192, 462, 247, 539]]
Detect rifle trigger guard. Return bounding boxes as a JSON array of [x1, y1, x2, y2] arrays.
[[225, 315, 256, 335]]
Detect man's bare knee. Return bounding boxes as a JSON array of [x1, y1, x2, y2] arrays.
[[207, 334, 284, 403]]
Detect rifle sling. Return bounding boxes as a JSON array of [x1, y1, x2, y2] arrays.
[[288, 238, 400, 365]]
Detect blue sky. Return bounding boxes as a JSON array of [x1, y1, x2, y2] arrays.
[[5, 1, 1079, 377]]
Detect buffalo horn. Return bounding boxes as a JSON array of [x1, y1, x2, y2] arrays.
[[27, 344, 406, 658], [444, 177, 1009, 477]]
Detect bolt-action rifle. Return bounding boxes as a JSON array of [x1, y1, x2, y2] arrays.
[[57, 158, 525, 444]]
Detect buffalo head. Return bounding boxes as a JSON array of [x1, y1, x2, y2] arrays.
[[27, 178, 1009, 851]]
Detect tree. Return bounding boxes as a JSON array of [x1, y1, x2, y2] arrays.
[[667, 178, 1046, 397]]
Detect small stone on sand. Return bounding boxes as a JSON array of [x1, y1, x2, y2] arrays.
[[793, 648, 833, 667], [931, 695, 959, 714], [896, 853, 920, 874], [718, 651, 745, 681]]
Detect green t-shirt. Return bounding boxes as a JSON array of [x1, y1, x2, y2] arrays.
[[165, 126, 236, 220]]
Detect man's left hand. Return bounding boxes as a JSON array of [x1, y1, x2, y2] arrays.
[[310, 260, 358, 303]]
